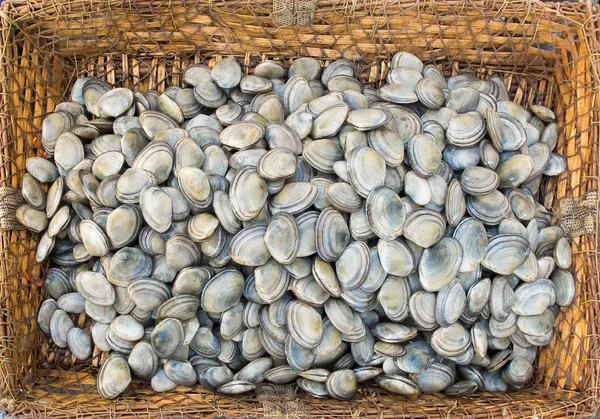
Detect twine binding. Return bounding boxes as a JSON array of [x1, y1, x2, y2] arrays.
[[273, 0, 315, 25], [559, 190, 597, 237], [0, 186, 25, 231], [256, 385, 306, 419]]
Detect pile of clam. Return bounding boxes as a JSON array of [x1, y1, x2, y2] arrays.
[[27, 53, 574, 400]]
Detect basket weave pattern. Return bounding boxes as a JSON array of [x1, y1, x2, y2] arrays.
[[0, 0, 599, 417]]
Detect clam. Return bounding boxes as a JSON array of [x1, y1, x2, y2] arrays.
[[255, 259, 290, 304], [551, 269, 575, 307], [443, 144, 480, 170], [325, 182, 361, 213], [230, 167, 268, 220], [403, 208, 446, 248], [76, 271, 115, 306], [107, 247, 152, 287], [512, 279, 556, 316], [460, 167, 499, 196], [16, 205, 48, 233], [372, 323, 417, 343], [378, 276, 411, 322], [37, 299, 58, 335], [482, 234, 530, 275], [376, 374, 420, 395], [452, 218, 488, 273], [163, 360, 197, 387], [412, 362, 454, 394], [151, 318, 184, 358], [489, 276, 515, 321], [436, 280, 467, 327], [97, 354, 131, 399], [501, 357, 534, 388], [22, 174, 46, 211], [445, 179, 466, 227], [335, 241, 370, 290], [316, 208, 350, 262], [447, 113, 486, 147], [415, 78, 445, 109], [419, 237, 463, 292], [346, 146, 386, 198], [200, 269, 244, 313], [230, 224, 271, 266], [431, 322, 470, 358], [407, 134, 442, 177], [128, 341, 159, 379], [312, 104, 349, 138], [26, 157, 59, 183], [264, 212, 299, 264], [365, 187, 405, 240], [496, 154, 535, 188], [127, 278, 171, 311], [50, 309, 74, 348], [445, 380, 478, 396], [303, 139, 343, 173]]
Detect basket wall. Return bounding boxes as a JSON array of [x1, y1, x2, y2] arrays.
[[0, 0, 599, 417]]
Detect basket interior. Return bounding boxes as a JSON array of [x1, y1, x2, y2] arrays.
[[0, 1, 599, 417]]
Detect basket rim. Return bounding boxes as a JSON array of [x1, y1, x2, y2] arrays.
[[0, 0, 599, 418]]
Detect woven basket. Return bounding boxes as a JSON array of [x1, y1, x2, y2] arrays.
[[0, 0, 599, 417]]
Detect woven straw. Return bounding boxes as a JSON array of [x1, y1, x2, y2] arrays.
[[0, 0, 599, 417]]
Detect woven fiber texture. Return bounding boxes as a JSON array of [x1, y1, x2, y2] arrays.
[[0, 0, 599, 417]]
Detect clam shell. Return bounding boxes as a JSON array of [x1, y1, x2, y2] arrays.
[[376, 374, 420, 395], [418, 237, 463, 292], [76, 271, 115, 306], [365, 187, 405, 240], [489, 276, 515, 321], [482, 234, 530, 275], [435, 280, 467, 327], [466, 190, 510, 225], [264, 212, 299, 264], [151, 318, 184, 358], [415, 78, 445, 109], [316, 208, 350, 262], [325, 182, 361, 213], [127, 278, 170, 311], [139, 110, 179, 139], [346, 146, 386, 198], [407, 134, 442, 177], [116, 168, 157, 204], [379, 276, 411, 322], [445, 179, 466, 227], [403, 208, 446, 248], [512, 279, 556, 316], [22, 173, 46, 211], [255, 259, 290, 304], [452, 218, 488, 273], [431, 323, 470, 357], [201, 269, 245, 313], [230, 167, 268, 221], [409, 291, 437, 331], [16, 205, 48, 233], [335, 241, 370, 290], [178, 167, 213, 212], [97, 354, 131, 399], [230, 225, 271, 266], [50, 309, 74, 348], [460, 167, 499, 196], [303, 139, 343, 173]]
